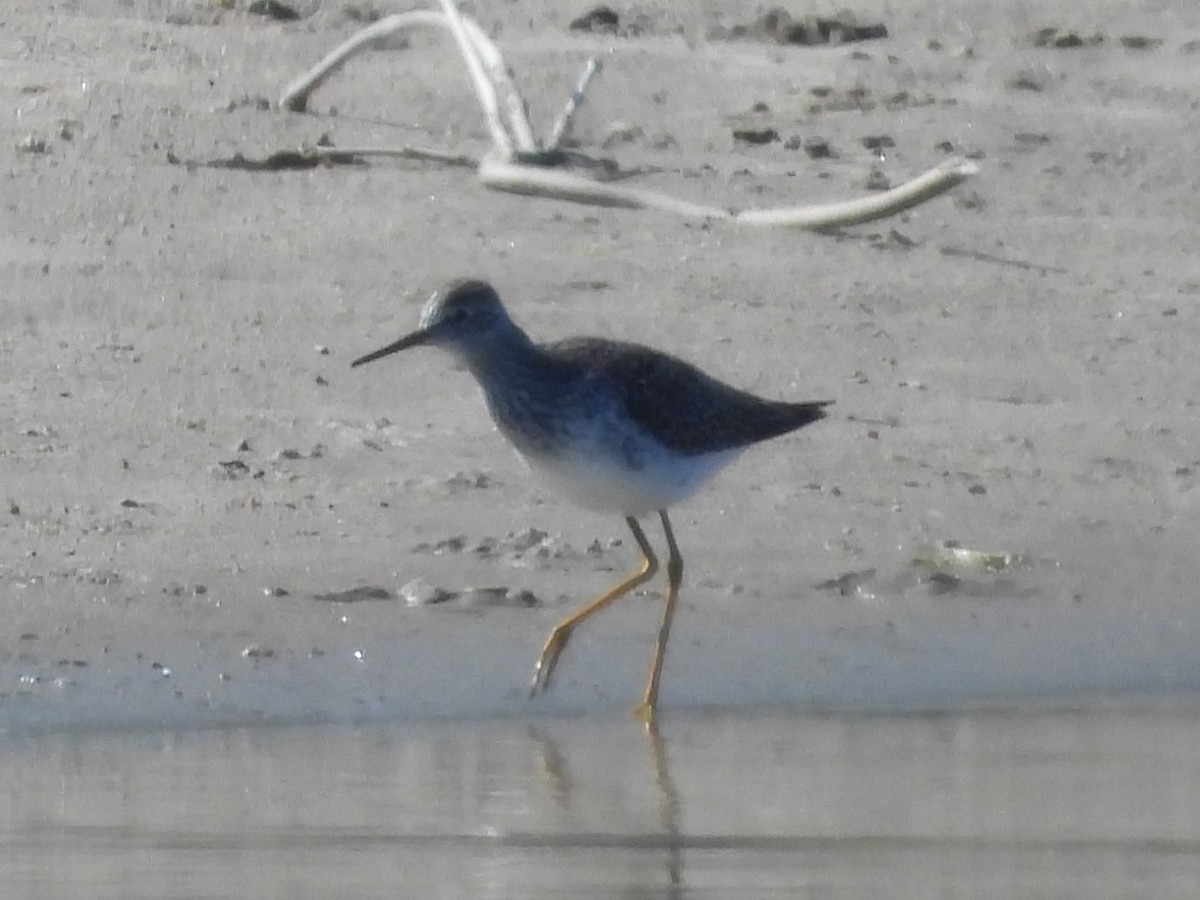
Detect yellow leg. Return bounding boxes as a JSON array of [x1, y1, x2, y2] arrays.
[[530, 516, 658, 696], [634, 510, 683, 725]]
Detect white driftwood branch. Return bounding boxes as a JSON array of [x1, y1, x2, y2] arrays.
[[479, 156, 730, 218], [279, 2, 977, 229], [455, 14, 537, 153], [280, 11, 443, 112], [481, 156, 978, 229], [434, 0, 514, 157], [279, 6, 536, 152], [734, 157, 980, 228], [278, 11, 532, 155]]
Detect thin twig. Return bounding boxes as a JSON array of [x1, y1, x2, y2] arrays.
[[939, 245, 1067, 275], [546, 56, 603, 152], [304, 145, 479, 167]]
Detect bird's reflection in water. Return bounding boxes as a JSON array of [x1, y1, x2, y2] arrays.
[[528, 721, 685, 898], [647, 723, 685, 898]]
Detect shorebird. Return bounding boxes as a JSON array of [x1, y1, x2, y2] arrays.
[[352, 279, 830, 722]]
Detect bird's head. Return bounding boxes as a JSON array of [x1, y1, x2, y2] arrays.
[[351, 279, 513, 367]]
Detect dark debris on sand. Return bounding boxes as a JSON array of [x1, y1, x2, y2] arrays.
[[710, 8, 887, 45]]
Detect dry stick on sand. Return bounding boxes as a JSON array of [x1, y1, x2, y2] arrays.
[[279, 2, 976, 229], [304, 144, 479, 168], [546, 55, 604, 153]]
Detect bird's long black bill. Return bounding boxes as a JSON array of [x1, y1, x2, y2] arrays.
[[350, 330, 429, 368]]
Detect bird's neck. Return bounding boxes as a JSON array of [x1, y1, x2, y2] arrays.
[[455, 325, 554, 393], [454, 329, 576, 457]]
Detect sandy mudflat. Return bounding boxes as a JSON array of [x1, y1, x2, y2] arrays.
[[2, 0, 1200, 731]]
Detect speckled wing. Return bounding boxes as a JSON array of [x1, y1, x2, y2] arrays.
[[544, 338, 831, 456]]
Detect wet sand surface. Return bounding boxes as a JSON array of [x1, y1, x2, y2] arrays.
[[3, 0, 1200, 893]]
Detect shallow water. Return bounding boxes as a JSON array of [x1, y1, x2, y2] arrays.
[[5, 703, 1200, 899]]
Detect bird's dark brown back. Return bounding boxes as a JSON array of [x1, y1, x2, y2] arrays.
[[545, 337, 831, 456]]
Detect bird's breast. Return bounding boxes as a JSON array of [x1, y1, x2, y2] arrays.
[[473, 358, 740, 515]]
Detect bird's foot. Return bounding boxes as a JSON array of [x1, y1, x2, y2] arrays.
[[632, 699, 658, 726], [529, 625, 572, 697]]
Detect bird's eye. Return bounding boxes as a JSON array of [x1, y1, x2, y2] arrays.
[[447, 308, 469, 324]]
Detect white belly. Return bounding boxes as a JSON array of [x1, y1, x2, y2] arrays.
[[516, 443, 739, 516]]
